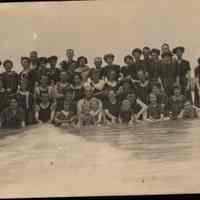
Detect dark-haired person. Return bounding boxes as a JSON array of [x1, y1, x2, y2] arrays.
[[132, 48, 145, 74], [147, 48, 162, 83], [102, 53, 120, 79], [161, 43, 171, 54], [48, 56, 61, 85], [72, 73, 84, 102], [60, 49, 77, 73], [17, 80, 35, 125], [93, 57, 104, 78], [120, 55, 134, 79], [105, 69, 119, 91], [75, 56, 90, 83], [0, 78, 8, 114], [19, 57, 38, 93], [173, 46, 192, 101], [194, 58, 200, 107], [0, 97, 25, 129], [159, 52, 178, 97], [142, 46, 151, 75], [30, 50, 39, 70], [35, 92, 56, 124], [1, 60, 18, 96], [37, 57, 50, 79]]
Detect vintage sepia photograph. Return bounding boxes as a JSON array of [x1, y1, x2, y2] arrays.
[[0, 0, 200, 198]]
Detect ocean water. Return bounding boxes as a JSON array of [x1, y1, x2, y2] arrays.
[[0, 120, 200, 197]]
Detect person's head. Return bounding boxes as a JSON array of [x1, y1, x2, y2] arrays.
[[151, 82, 161, 95], [132, 48, 142, 60], [173, 85, 181, 96], [151, 48, 160, 61], [3, 60, 13, 72], [173, 46, 185, 59], [66, 49, 74, 60], [94, 57, 103, 68], [60, 71, 68, 82], [121, 99, 131, 111], [161, 52, 173, 64], [108, 69, 117, 81], [63, 100, 70, 111], [64, 89, 74, 102], [21, 57, 31, 70], [161, 43, 170, 54], [108, 90, 116, 102], [77, 56, 88, 67], [103, 54, 115, 65], [143, 46, 151, 59], [126, 92, 136, 104], [84, 86, 93, 99], [40, 93, 49, 104], [90, 68, 101, 82], [121, 79, 132, 92], [137, 69, 145, 81], [40, 75, 49, 86], [38, 57, 48, 68], [90, 98, 100, 112], [30, 51, 38, 62], [124, 55, 134, 65], [9, 97, 18, 110], [73, 73, 82, 85], [48, 56, 58, 68], [149, 93, 157, 104]]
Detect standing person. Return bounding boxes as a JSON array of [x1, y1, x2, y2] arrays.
[[72, 73, 84, 102], [142, 46, 151, 75], [19, 57, 38, 94], [35, 92, 56, 124], [120, 55, 135, 79], [0, 97, 25, 129], [161, 43, 171, 54], [60, 49, 77, 73], [75, 56, 90, 83], [132, 48, 144, 74], [102, 53, 120, 79], [17, 80, 35, 125], [194, 58, 200, 107], [173, 46, 192, 101], [93, 57, 104, 78], [30, 50, 39, 70], [47, 56, 61, 86], [37, 57, 50, 79], [159, 52, 178, 97], [0, 78, 8, 114], [1, 60, 18, 96], [147, 48, 162, 83]]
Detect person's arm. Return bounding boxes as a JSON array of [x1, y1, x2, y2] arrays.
[[35, 105, 42, 123], [104, 109, 117, 122], [186, 70, 192, 90], [135, 98, 148, 119]]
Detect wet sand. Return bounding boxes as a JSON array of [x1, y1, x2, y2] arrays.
[[0, 121, 200, 198]]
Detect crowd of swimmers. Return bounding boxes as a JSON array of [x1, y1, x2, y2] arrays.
[[1, 43, 200, 129]]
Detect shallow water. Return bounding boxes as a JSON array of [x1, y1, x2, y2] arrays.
[[0, 120, 200, 197]]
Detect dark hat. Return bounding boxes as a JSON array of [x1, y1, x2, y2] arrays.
[[161, 51, 173, 58], [21, 57, 31, 62], [172, 46, 185, 54], [77, 56, 88, 64], [48, 56, 58, 62], [143, 46, 151, 51], [132, 48, 142, 55], [124, 55, 133, 62], [3, 59, 13, 66], [38, 57, 48, 63], [103, 53, 115, 62], [151, 48, 160, 56]]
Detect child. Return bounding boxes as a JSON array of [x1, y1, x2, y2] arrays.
[[35, 93, 56, 123], [147, 93, 164, 121], [89, 97, 104, 125], [169, 85, 186, 120], [17, 80, 35, 125], [180, 101, 198, 119], [1, 60, 18, 95], [0, 97, 25, 129], [119, 99, 134, 124], [104, 90, 120, 124]]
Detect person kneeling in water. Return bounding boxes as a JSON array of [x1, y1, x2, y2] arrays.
[[0, 97, 25, 129]]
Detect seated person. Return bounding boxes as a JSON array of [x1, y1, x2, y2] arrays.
[[119, 99, 135, 124], [169, 85, 186, 119], [104, 90, 120, 124], [0, 97, 25, 129], [180, 101, 198, 119], [35, 93, 56, 123], [146, 93, 164, 121]]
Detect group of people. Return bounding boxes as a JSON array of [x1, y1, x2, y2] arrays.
[[0, 43, 200, 129]]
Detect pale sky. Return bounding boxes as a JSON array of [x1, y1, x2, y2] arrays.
[[0, 0, 200, 73]]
